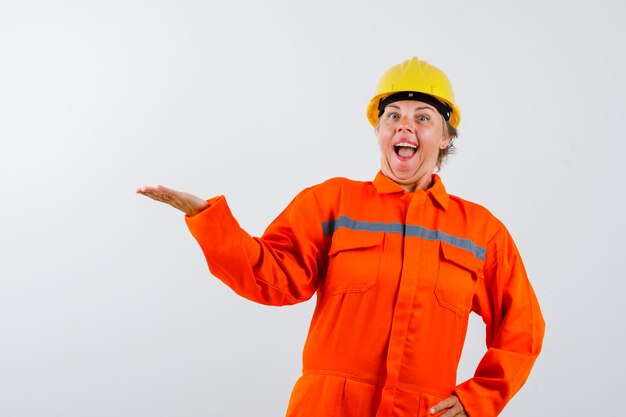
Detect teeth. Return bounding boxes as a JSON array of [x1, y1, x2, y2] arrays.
[[395, 142, 417, 148]]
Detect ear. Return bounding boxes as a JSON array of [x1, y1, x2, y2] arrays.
[[439, 116, 452, 149], [439, 135, 451, 150]]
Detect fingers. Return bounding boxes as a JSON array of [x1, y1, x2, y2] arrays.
[[430, 396, 456, 414], [136, 185, 209, 216], [430, 395, 466, 417], [136, 185, 172, 199], [136, 185, 179, 205]]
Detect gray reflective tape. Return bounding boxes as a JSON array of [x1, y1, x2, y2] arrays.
[[322, 215, 486, 261], [323, 216, 405, 235]]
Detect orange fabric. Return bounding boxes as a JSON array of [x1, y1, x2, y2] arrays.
[[185, 172, 545, 417]]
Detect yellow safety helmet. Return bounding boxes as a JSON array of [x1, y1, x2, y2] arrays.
[[366, 56, 461, 129]]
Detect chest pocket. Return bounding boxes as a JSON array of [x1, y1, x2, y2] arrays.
[[435, 241, 483, 318], [325, 231, 383, 295]]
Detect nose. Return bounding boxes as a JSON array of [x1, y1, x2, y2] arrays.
[[395, 115, 414, 133]]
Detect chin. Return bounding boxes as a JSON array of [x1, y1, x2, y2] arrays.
[[391, 170, 419, 183]]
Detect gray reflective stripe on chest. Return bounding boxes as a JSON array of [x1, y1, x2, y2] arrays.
[[322, 215, 486, 261]]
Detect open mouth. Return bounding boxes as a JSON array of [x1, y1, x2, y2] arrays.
[[394, 142, 418, 159]]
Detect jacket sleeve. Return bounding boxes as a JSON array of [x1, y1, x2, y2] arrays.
[[184, 187, 329, 306], [454, 220, 545, 417]]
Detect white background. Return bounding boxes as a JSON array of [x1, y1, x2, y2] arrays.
[[1, 0, 625, 415]]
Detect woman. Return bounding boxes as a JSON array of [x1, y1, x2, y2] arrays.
[[137, 56, 545, 417]]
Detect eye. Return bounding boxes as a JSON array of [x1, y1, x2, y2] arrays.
[[416, 114, 430, 122], [387, 112, 400, 120]]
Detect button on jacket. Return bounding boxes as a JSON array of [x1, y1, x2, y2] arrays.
[[185, 172, 545, 417]]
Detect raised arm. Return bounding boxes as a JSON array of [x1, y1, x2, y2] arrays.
[[138, 183, 331, 306], [183, 186, 330, 306]]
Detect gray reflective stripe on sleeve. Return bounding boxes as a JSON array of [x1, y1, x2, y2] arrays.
[[322, 215, 486, 261]]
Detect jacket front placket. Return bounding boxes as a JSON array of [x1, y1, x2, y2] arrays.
[[376, 190, 430, 416]]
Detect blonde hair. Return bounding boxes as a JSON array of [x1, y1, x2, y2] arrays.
[[436, 120, 458, 171]]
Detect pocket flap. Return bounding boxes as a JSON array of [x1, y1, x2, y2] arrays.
[[440, 241, 483, 275], [329, 230, 383, 256]]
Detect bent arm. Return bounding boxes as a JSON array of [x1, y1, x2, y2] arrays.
[[185, 188, 329, 306], [454, 223, 545, 417]]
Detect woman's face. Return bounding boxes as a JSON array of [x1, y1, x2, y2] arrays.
[[377, 100, 450, 192]]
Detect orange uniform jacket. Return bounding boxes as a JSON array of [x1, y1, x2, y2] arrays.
[[185, 172, 545, 417]]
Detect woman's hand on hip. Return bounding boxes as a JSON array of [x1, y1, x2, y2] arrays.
[[430, 395, 467, 417], [136, 185, 209, 216]]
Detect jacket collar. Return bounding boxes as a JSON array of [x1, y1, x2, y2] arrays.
[[373, 171, 449, 210]]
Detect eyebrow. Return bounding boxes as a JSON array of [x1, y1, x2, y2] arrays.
[[386, 104, 436, 112]]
